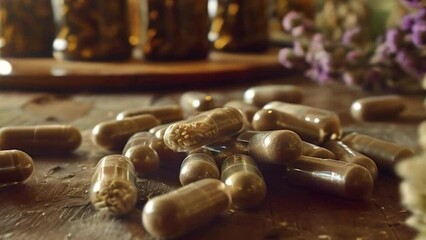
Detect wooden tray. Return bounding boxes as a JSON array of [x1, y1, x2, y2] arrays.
[[0, 49, 288, 91]]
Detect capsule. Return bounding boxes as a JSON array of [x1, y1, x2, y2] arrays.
[[342, 132, 415, 172], [149, 123, 173, 139], [179, 153, 220, 186], [0, 125, 82, 154], [92, 114, 160, 151], [163, 107, 245, 152], [350, 95, 406, 121], [204, 141, 248, 166], [150, 136, 186, 169], [221, 154, 267, 209], [323, 140, 378, 180], [252, 108, 325, 144], [116, 104, 184, 123], [224, 100, 259, 122], [142, 179, 231, 238], [180, 91, 217, 116], [286, 156, 374, 200], [419, 121, 426, 149], [89, 155, 137, 216], [302, 141, 336, 159], [263, 101, 342, 140], [0, 150, 34, 185], [123, 132, 159, 176], [238, 130, 302, 165], [244, 85, 304, 107]]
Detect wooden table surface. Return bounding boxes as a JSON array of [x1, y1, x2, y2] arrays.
[[0, 76, 424, 240]]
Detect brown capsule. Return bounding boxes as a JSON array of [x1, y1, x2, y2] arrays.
[[243, 85, 304, 107], [302, 141, 336, 159], [163, 107, 245, 152], [179, 153, 220, 186], [92, 114, 160, 151], [252, 108, 325, 144], [89, 155, 137, 216], [264, 101, 342, 140], [204, 141, 248, 166], [239, 130, 302, 165], [0, 125, 82, 154], [149, 123, 173, 139], [123, 132, 159, 176], [116, 104, 184, 123], [142, 179, 231, 238], [286, 156, 374, 200], [323, 140, 378, 181], [180, 91, 217, 116], [350, 95, 406, 121], [150, 137, 186, 169], [224, 100, 259, 122], [342, 132, 415, 172], [0, 149, 34, 185], [221, 154, 267, 209]]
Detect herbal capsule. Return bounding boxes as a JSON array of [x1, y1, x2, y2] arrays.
[[302, 142, 336, 159], [163, 107, 245, 152], [0, 125, 82, 154], [224, 100, 259, 122], [252, 108, 325, 144], [244, 85, 304, 107], [150, 136, 186, 169], [350, 95, 406, 121], [179, 153, 220, 186], [89, 155, 137, 216], [221, 154, 267, 209], [238, 130, 302, 165], [342, 132, 415, 172], [142, 179, 231, 238], [123, 132, 159, 176], [323, 140, 378, 181], [264, 101, 342, 140], [92, 114, 160, 151], [0, 150, 34, 185], [116, 105, 184, 123], [286, 156, 374, 200], [180, 91, 217, 116], [149, 123, 173, 139], [204, 141, 248, 166]]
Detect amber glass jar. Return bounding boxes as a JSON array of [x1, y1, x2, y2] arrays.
[[142, 0, 209, 61], [210, 0, 269, 52], [51, 0, 132, 61], [0, 0, 55, 57]]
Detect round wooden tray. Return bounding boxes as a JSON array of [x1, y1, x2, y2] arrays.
[[0, 49, 288, 91]]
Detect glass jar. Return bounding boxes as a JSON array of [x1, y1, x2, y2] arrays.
[[141, 0, 209, 61], [209, 0, 269, 52], [51, 0, 132, 61], [0, 0, 55, 57]]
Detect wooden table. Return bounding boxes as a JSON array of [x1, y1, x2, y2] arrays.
[[0, 74, 424, 240]]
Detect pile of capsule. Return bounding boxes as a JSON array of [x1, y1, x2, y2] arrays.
[[397, 80, 426, 240], [87, 84, 415, 239]]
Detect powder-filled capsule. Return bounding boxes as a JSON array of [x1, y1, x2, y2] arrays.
[[252, 109, 325, 144], [142, 179, 231, 238], [164, 107, 245, 152], [263, 101, 342, 140], [116, 104, 184, 123], [180, 91, 217, 116], [302, 141, 336, 159], [342, 132, 415, 172], [90, 155, 137, 216], [0, 149, 34, 185], [323, 140, 378, 181], [286, 156, 374, 200], [238, 130, 302, 165], [149, 123, 173, 139], [0, 125, 82, 154], [244, 85, 304, 107], [179, 153, 220, 186], [92, 114, 160, 151], [123, 132, 159, 176], [350, 95, 406, 121], [224, 100, 259, 122], [221, 154, 267, 209]]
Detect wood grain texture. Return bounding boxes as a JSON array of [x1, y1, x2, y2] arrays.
[[0, 78, 424, 240]]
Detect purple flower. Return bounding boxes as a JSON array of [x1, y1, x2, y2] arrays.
[[292, 41, 306, 57], [342, 27, 362, 46], [345, 49, 366, 66], [342, 70, 363, 87], [370, 43, 392, 66], [385, 28, 404, 53], [412, 21, 426, 47], [278, 48, 306, 70], [282, 11, 303, 32], [400, 14, 416, 32], [400, 0, 426, 8], [396, 49, 422, 79]]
